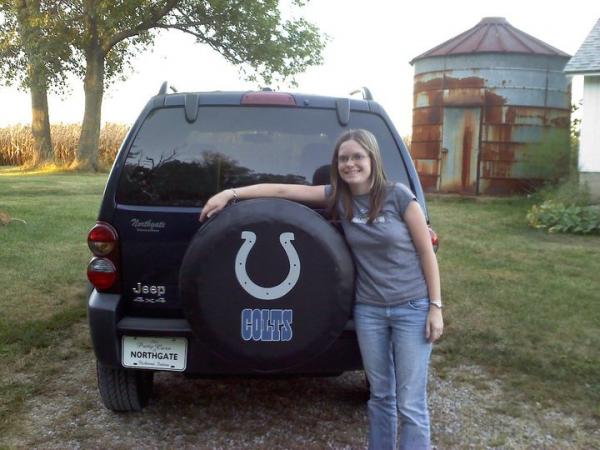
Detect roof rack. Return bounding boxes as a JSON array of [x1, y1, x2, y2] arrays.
[[349, 87, 373, 101], [158, 81, 178, 95]]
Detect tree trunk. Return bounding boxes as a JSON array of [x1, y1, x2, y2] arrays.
[[29, 71, 53, 166], [16, 0, 53, 166], [77, 44, 104, 171]]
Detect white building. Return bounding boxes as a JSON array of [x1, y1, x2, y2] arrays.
[[564, 18, 600, 201]]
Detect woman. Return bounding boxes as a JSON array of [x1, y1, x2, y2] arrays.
[[200, 129, 443, 450]]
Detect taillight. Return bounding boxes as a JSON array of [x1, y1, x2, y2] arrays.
[[429, 227, 439, 253], [87, 222, 119, 291], [88, 222, 118, 256], [87, 257, 117, 289]]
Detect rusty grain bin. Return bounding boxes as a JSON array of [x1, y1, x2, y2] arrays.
[[410, 17, 571, 195]]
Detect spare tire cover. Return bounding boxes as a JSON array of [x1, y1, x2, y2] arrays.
[[179, 198, 354, 372]]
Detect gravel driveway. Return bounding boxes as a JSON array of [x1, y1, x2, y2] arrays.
[[3, 323, 599, 449]]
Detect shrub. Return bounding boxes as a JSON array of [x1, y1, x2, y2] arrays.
[[527, 179, 600, 235], [529, 178, 591, 206], [527, 201, 600, 234], [521, 128, 572, 185]]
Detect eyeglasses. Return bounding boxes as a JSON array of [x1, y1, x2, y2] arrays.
[[337, 153, 368, 164]]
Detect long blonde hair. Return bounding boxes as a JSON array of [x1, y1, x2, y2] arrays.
[[328, 129, 388, 224]]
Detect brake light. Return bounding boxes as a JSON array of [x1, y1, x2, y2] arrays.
[[88, 222, 118, 256], [429, 227, 439, 253], [87, 222, 119, 291], [87, 257, 117, 289], [241, 92, 296, 106]]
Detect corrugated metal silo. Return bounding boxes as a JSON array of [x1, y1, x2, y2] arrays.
[[410, 17, 572, 195]]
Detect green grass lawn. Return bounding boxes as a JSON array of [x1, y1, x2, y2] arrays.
[[429, 195, 600, 417], [0, 167, 599, 434], [0, 167, 108, 433]]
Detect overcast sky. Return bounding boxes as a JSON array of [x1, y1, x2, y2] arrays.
[[1, 0, 598, 136]]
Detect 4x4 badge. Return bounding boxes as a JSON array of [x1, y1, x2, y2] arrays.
[[235, 231, 300, 300]]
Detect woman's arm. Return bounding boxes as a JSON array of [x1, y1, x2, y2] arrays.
[[199, 184, 328, 221], [403, 201, 444, 343]]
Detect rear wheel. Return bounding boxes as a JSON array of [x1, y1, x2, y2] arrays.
[[96, 361, 154, 411]]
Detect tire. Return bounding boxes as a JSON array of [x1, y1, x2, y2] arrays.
[[96, 361, 154, 412], [180, 198, 355, 372]]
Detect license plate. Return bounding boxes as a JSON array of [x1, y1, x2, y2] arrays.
[[122, 336, 187, 371]]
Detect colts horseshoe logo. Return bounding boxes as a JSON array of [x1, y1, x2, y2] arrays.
[[235, 231, 301, 300]]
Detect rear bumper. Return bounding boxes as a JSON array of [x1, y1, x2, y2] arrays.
[[88, 290, 363, 374]]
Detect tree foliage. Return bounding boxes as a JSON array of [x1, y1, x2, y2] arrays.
[[0, 1, 76, 164], [1, 0, 327, 169], [0, 1, 72, 92], [0, 1, 326, 169], [76, 0, 327, 169], [67, 0, 326, 86]]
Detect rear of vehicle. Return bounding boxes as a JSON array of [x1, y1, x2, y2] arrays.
[[87, 89, 427, 411]]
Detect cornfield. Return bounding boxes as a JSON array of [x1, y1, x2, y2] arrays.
[[0, 123, 129, 167]]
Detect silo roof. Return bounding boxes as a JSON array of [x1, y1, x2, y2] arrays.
[[411, 17, 570, 64], [564, 18, 600, 74]]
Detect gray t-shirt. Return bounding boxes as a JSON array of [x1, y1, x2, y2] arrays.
[[325, 183, 428, 306]]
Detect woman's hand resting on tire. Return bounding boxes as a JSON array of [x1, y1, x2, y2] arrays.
[[199, 190, 234, 222]]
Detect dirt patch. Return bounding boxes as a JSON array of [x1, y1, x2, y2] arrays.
[[3, 324, 599, 449]]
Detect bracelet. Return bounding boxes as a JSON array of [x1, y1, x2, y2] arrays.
[[429, 300, 443, 309], [230, 188, 239, 203]]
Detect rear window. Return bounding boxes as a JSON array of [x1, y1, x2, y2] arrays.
[[116, 106, 410, 206]]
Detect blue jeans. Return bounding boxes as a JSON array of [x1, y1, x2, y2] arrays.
[[354, 299, 432, 450]]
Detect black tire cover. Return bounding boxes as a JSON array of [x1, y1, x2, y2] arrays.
[[179, 198, 355, 372]]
